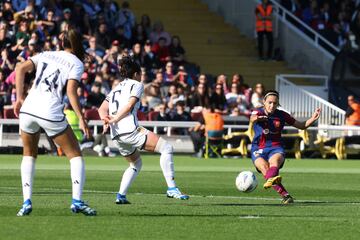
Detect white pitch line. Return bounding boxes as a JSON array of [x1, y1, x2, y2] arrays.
[[1, 186, 359, 204]]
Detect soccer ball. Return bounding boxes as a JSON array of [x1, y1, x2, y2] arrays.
[[235, 171, 258, 193]]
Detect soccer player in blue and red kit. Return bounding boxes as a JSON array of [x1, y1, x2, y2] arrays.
[[250, 90, 321, 204]]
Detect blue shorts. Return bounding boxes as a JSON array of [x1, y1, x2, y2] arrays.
[[251, 146, 285, 162]]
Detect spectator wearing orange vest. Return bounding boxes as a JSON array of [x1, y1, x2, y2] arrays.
[[203, 104, 224, 139], [346, 95, 360, 126], [255, 0, 274, 61]]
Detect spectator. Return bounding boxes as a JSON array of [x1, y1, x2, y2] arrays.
[[202, 103, 224, 139], [216, 74, 229, 94], [149, 21, 171, 46], [281, 0, 301, 17], [82, 0, 101, 29], [189, 83, 210, 112], [17, 38, 38, 62], [163, 61, 175, 85], [173, 65, 190, 89], [95, 22, 111, 50], [131, 42, 142, 66], [140, 14, 152, 37], [0, 68, 11, 114], [103, 0, 118, 30], [189, 116, 205, 158], [251, 83, 265, 108], [255, 0, 274, 60], [229, 107, 241, 117], [210, 83, 227, 113], [2, 1, 14, 23], [169, 35, 186, 66], [132, 24, 147, 46], [116, 1, 135, 42], [86, 82, 105, 108], [144, 74, 163, 110], [1, 46, 14, 73], [0, 27, 12, 50], [152, 37, 170, 66], [36, 9, 57, 37], [142, 40, 159, 76], [72, 2, 89, 34], [170, 100, 192, 135], [165, 84, 179, 110], [86, 36, 105, 63], [226, 82, 249, 115], [156, 103, 171, 134], [345, 95, 360, 126]]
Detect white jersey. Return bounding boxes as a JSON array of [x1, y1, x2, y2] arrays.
[[106, 78, 144, 138], [20, 51, 84, 122]]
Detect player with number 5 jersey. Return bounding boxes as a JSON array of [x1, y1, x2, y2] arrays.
[[98, 57, 189, 204], [14, 28, 96, 216]]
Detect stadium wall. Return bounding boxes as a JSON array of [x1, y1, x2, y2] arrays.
[[201, 0, 333, 76]]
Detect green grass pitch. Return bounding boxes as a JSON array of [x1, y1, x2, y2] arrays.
[[1, 154, 360, 240]]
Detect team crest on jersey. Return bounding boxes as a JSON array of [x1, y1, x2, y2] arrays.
[[273, 119, 280, 128], [263, 129, 269, 134]]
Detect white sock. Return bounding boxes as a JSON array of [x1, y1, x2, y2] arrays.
[[70, 156, 85, 201], [21, 156, 36, 202], [156, 138, 176, 188], [119, 158, 142, 195]]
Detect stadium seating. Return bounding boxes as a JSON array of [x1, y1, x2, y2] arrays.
[[137, 111, 148, 121], [3, 107, 17, 119], [148, 111, 160, 121], [84, 108, 100, 121], [282, 130, 310, 159], [222, 122, 254, 157]]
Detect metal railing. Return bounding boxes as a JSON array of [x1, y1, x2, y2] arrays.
[[276, 74, 346, 129], [269, 0, 340, 57], [1, 119, 360, 147]]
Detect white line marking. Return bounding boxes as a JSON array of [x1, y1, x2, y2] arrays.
[[1, 186, 359, 204]]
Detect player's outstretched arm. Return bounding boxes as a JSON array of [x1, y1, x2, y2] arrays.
[[293, 108, 321, 130], [14, 60, 34, 117], [67, 79, 91, 138], [108, 97, 138, 124]]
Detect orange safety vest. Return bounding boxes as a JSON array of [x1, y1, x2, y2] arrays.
[[255, 3, 273, 32], [346, 102, 360, 126], [203, 112, 224, 132]]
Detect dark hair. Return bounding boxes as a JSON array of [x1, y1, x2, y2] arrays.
[[264, 90, 279, 100], [118, 56, 141, 80], [62, 27, 85, 60]]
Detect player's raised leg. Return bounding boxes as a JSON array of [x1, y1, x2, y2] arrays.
[[145, 131, 189, 200], [256, 153, 293, 204], [53, 127, 96, 215], [17, 131, 40, 216], [116, 151, 142, 204]]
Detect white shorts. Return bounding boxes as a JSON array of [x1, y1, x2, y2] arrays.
[[19, 113, 69, 137], [112, 126, 149, 156]]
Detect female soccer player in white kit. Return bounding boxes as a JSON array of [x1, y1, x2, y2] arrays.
[[14, 28, 96, 216], [98, 57, 189, 204]]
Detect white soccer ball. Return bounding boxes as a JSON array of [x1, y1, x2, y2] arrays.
[[235, 171, 258, 193]]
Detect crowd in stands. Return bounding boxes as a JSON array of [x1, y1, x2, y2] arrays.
[[0, 0, 267, 130], [279, 0, 360, 48]]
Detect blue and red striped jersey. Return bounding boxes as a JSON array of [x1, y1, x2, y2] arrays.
[[251, 108, 295, 149]]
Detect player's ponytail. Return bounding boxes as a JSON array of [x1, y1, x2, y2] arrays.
[[62, 27, 85, 61], [118, 56, 141, 80]]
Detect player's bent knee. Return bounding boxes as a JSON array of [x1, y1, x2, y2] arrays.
[[130, 157, 142, 172], [155, 137, 173, 154]]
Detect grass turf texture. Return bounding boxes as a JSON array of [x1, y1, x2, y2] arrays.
[[1, 154, 360, 240]]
